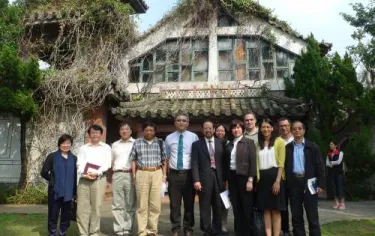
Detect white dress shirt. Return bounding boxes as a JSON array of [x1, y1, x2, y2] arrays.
[[77, 141, 112, 177], [204, 137, 215, 153], [165, 130, 199, 170], [111, 137, 135, 171], [282, 135, 294, 145], [230, 135, 243, 170]]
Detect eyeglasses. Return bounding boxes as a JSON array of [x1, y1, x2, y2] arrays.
[[176, 119, 188, 123]]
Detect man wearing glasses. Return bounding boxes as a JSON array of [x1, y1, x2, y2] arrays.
[[165, 112, 199, 236]]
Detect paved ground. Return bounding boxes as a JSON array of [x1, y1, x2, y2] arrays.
[[1, 197, 375, 235]]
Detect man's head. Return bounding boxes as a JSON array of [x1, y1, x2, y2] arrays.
[[142, 121, 157, 141], [87, 125, 103, 144], [118, 122, 132, 141], [202, 120, 215, 139], [291, 121, 305, 140], [244, 112, 257, 132], [278, 117, 292, 138], [174, 112, 189, 132]]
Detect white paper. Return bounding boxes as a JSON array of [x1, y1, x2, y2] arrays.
[[160, 182, 167, 198], [220, 190, 231, 209], [307, 177, 318, 195]]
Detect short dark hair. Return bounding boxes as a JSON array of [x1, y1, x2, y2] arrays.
[[291, 120, 305, 130], [87, 124, 103, 134], [229, 119, 245, 131], [215, 123, 227, 132], [244, 112, 257, 120], [174, 112, 189, 121], [142, 121, 157, 131], [58, 134, 73, 147], [277, 117, 291, 125], [118, 122, 132, 132], [202, 119, 214, 128], [331, 140, 338, 146]]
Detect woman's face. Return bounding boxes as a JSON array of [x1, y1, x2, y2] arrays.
[[231, 124, 243, 138], [260, 121, 273, 138], [59, 140, 72, 153], [329, 142, 337, 150], [215, 126, 226, 139]]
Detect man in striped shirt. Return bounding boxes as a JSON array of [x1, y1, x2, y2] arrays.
[[130, 121, 167, 236]]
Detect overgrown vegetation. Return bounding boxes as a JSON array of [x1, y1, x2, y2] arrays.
[[0, 184, 47, 204]]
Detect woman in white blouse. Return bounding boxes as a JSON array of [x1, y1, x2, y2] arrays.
[[256, 118, 286, 236]]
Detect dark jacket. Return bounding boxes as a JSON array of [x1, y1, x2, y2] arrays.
[[224, 136, 257, 181], [191, 138, 225, 191], [285, 139, 325, 189]]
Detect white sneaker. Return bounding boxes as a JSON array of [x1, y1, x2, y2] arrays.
[[338, 203, 346, 210]]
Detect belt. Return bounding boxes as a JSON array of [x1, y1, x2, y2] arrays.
[[170, 168, 191, 174], [293, 173, 305, 178], [139, 166, 162, 171], [114, 169, 132, 173]]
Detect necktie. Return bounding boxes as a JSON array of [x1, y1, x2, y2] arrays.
[[177, 134, 183, 169], [208, 140, 216, 168]]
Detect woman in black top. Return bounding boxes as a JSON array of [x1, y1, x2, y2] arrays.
[[326, 141, 345, 210], [41, 134, 77, 236]]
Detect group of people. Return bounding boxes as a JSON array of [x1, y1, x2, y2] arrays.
[[40, 111, 346, 236]]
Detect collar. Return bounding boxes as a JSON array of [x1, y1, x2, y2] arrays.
[[176, 130, 187, 136], [119, 137, 135, 143], [143, 137, 157, 143], [205, 137, 214, 143], [88, 141, 105, 147], [234, 135, 243, 142], [245, 127, 258, 136], [293, 138, 305, 146]]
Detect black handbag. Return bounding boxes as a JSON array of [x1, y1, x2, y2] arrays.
[[252, 207, 266, 236], [71, 200, 77, 221]]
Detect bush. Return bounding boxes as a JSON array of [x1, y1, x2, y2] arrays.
[[0, 184, 17, 204], [5, 184, 48, 204]]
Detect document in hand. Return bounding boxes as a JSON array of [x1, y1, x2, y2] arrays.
[[307, 177, 318, 195], [161, 182, 167, 198], [220, 190, 231, 209], [84, 162, 100, 174]]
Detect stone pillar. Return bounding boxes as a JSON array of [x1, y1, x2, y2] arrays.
[[208, 13, 218, 84]]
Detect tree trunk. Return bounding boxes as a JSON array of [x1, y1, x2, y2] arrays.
[[18, 118, 28, 189]]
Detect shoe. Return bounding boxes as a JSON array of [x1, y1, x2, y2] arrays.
[[172, 232, 180, 236], [222, 226, 228, 233], [332, 203, 340, 209], [185, 231, 193, 236], [338, 203, 346, 210]]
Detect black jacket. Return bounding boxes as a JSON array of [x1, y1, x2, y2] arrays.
[[285, 139, 325, 189]]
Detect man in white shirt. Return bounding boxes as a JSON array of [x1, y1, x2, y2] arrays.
[[278, 117, 294, 236], [244, 112, 259, 143], [165, 112, 199, 236], [76, 125, 112, 236], [110, 122, 136, 236]]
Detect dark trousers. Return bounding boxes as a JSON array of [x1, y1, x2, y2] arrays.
[[48, 186, 72, 236], [168, 169, 195, 233], [289, 177, 321, 236], [332, 174, 345, 198], [198, 169, 222, 235], [228, 171, 254, 236], [281, 187, 290, 233]]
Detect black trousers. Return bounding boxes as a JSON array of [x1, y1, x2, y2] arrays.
[[48, 185, 72, 236], [228, 171, 254, 236], [281, 187, 290, 233], [198, 169, 222, 235], [289, 177, 321, 236], [168, 169, 196, 233]]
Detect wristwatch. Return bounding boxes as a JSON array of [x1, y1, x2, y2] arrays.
[[248, 177, 253, 182]]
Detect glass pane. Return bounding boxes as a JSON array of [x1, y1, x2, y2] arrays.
[[277, 69, 289, 78], [194, 51, 208, 70], [263, 62, 274, 79], [143, 54, 154, 71], [262, 43, 273, 60], [155, 49, 166, 62], [181, 66, 192, 81], [219, 51, 232, 70], [247, 39, 259, 48], [130, 66, 140, 82], [167, 72, 179, 82], [168, 50, 179, 64], [194, 40, 208, 50], [236, 64, 246, 81], [249, 70, 260, 80], [154, 66, 165, 82], [219, 71, 232, 81], [234, 39, 246, 61], [218, 14, 236, 27], [181, 49, 192, 65], [218, 38, 232, 49], [276, 50, 288, 67], [142, 72, 153, 83], [167, 64, 179, 71], [193, 72, 208, 81], [248, 48, 260, 68]]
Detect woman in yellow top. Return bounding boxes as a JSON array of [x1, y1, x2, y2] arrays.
[[256, 118, 286, 236]]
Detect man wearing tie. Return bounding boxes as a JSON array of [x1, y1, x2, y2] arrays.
[[192, 120, 225, 236], [165, 112, 199, 236]]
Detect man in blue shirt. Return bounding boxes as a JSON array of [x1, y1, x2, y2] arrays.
[[285, 121, 325, 236]]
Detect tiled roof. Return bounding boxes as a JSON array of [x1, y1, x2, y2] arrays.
[[111, 95, 310, 119]]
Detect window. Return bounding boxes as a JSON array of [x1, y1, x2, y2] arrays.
[[217, 37, 296, 81], [129, 39, 208, 83]]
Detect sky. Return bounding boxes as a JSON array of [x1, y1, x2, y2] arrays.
[[137, 0, 371, 56]]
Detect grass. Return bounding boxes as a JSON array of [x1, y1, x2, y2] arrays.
[[321, 219, 375, 236], [0, 213, 79, 235]]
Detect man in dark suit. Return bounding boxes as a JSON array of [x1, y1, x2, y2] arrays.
[[285, 121, 325, 236], [192, 120, 224, 236]]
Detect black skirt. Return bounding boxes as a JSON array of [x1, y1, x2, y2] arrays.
[[256, 167, 286, 211]]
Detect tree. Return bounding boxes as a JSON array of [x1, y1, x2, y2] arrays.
[[341, 1, 375, 87], [0, 0, 42, 189]]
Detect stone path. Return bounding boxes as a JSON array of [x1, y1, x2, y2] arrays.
[[1, 198, 375, 235]]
